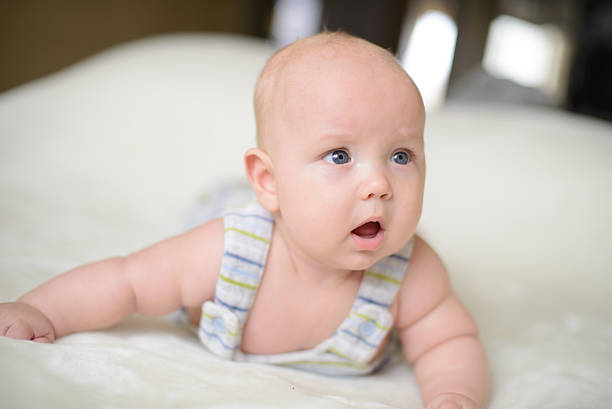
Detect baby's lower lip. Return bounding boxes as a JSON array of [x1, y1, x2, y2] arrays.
[[351, 229, 384, 250]]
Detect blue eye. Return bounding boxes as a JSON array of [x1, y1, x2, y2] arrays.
[[392, 150, 411, 165], [323, 149, 351, 165]]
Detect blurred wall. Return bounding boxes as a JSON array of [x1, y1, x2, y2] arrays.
[[321, 0, 408, 53], [0, 0, 274, 93]]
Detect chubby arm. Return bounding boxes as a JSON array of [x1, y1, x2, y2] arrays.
[[1, 219, 224, 341], [395, 236, 489, 409]]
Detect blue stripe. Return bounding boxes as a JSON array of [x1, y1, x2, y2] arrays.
[[224, 251, 264, 268], [225, 212, 274, 223], [357, 295, 391, 308], [389, 254, 410, 262], [222, 262, 260, 280], [199, 327, 235, 350], [215, 296, 249, 313], [341, 329, 378, 349]]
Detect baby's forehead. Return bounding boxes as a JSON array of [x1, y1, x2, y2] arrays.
[[262, 39, 414, 115]]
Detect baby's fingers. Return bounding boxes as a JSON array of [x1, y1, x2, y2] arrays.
[[436, 401, 462, 409], [32, 335, 54, 343], [0, 302, 56, 343], [4, 319, 35, 340], [427, 393, 480, 409], [4, 318, 54, 343]]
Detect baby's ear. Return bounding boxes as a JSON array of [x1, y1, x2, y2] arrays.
[[244, 148, 279, 212]]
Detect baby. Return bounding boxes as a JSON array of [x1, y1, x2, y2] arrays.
[[0, 32, 489, 409]]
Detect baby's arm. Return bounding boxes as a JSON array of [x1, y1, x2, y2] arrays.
[[0, 219, 224, 342], [396, 237, 489, 409]]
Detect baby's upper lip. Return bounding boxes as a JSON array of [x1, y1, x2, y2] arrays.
[[352, 216, 385, 232]]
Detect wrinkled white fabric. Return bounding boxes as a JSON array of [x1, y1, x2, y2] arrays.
[[1, 33, 611, 409]]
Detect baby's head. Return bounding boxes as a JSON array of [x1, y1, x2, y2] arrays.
[[253, 32, 423, 149], [246, 32, 426, 270]]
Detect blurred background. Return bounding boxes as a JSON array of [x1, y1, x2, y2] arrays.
[[1, 0, 610, 121]]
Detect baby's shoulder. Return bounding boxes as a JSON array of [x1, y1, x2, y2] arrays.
[[183, 218, 224, 252], [395, 236, 452, 327], [173, 218, 226, 305], [404, 236, 449, 279]]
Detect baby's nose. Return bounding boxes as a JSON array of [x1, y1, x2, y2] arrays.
[[359, 168, 392, 200]]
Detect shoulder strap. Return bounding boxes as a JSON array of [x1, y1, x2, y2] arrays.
[[215, 201, 273, 323], [329, 237, 415, 363], [198, 201, 273, 358], [355, 236, 414, 309]]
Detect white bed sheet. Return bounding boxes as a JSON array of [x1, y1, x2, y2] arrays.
[[1, 33, 611, 409]]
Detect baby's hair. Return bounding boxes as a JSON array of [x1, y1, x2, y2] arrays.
[[253, 31, 407, 148]]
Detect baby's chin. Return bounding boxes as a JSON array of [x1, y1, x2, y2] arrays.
[[342, 240, 410, 271], [339, 251, 387, 272]]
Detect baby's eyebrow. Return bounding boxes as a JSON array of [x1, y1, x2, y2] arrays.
[[395, 127, 424, 146], [311, 129, 354, 145], [397, 125, 423, 138]]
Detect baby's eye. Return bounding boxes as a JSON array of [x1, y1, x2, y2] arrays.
[[323, 149, 351, 165], [391, 150, 411, 165]]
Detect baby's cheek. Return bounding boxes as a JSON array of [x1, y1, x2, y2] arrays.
[[392, 204, 420, 239]]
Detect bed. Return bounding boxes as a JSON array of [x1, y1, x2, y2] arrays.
[[1, 33, 611, 409]]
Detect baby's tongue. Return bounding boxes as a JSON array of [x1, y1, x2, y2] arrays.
[[352, 222, 379, 238]]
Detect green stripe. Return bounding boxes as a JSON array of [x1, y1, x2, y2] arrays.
[[225, 227, 270, 244], [351, 312, 390, 331], [364, 270, 402, 285], [328, 347, 352, 361], [219, 274, 258, 290], [201, 311, 238, 337]]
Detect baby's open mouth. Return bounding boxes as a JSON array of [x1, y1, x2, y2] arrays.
[[351, 221, 381, 239]]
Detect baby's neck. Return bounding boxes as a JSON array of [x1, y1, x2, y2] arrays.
[[269, 225, 360, 288]]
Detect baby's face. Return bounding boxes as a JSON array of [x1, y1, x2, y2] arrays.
[[265, 48, 425, 271]]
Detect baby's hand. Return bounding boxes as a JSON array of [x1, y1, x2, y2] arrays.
[[426, 393, 482, 409], [0, 302, 56, 343]]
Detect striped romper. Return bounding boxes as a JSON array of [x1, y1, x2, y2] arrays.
[[197, 201, 414, 376]]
